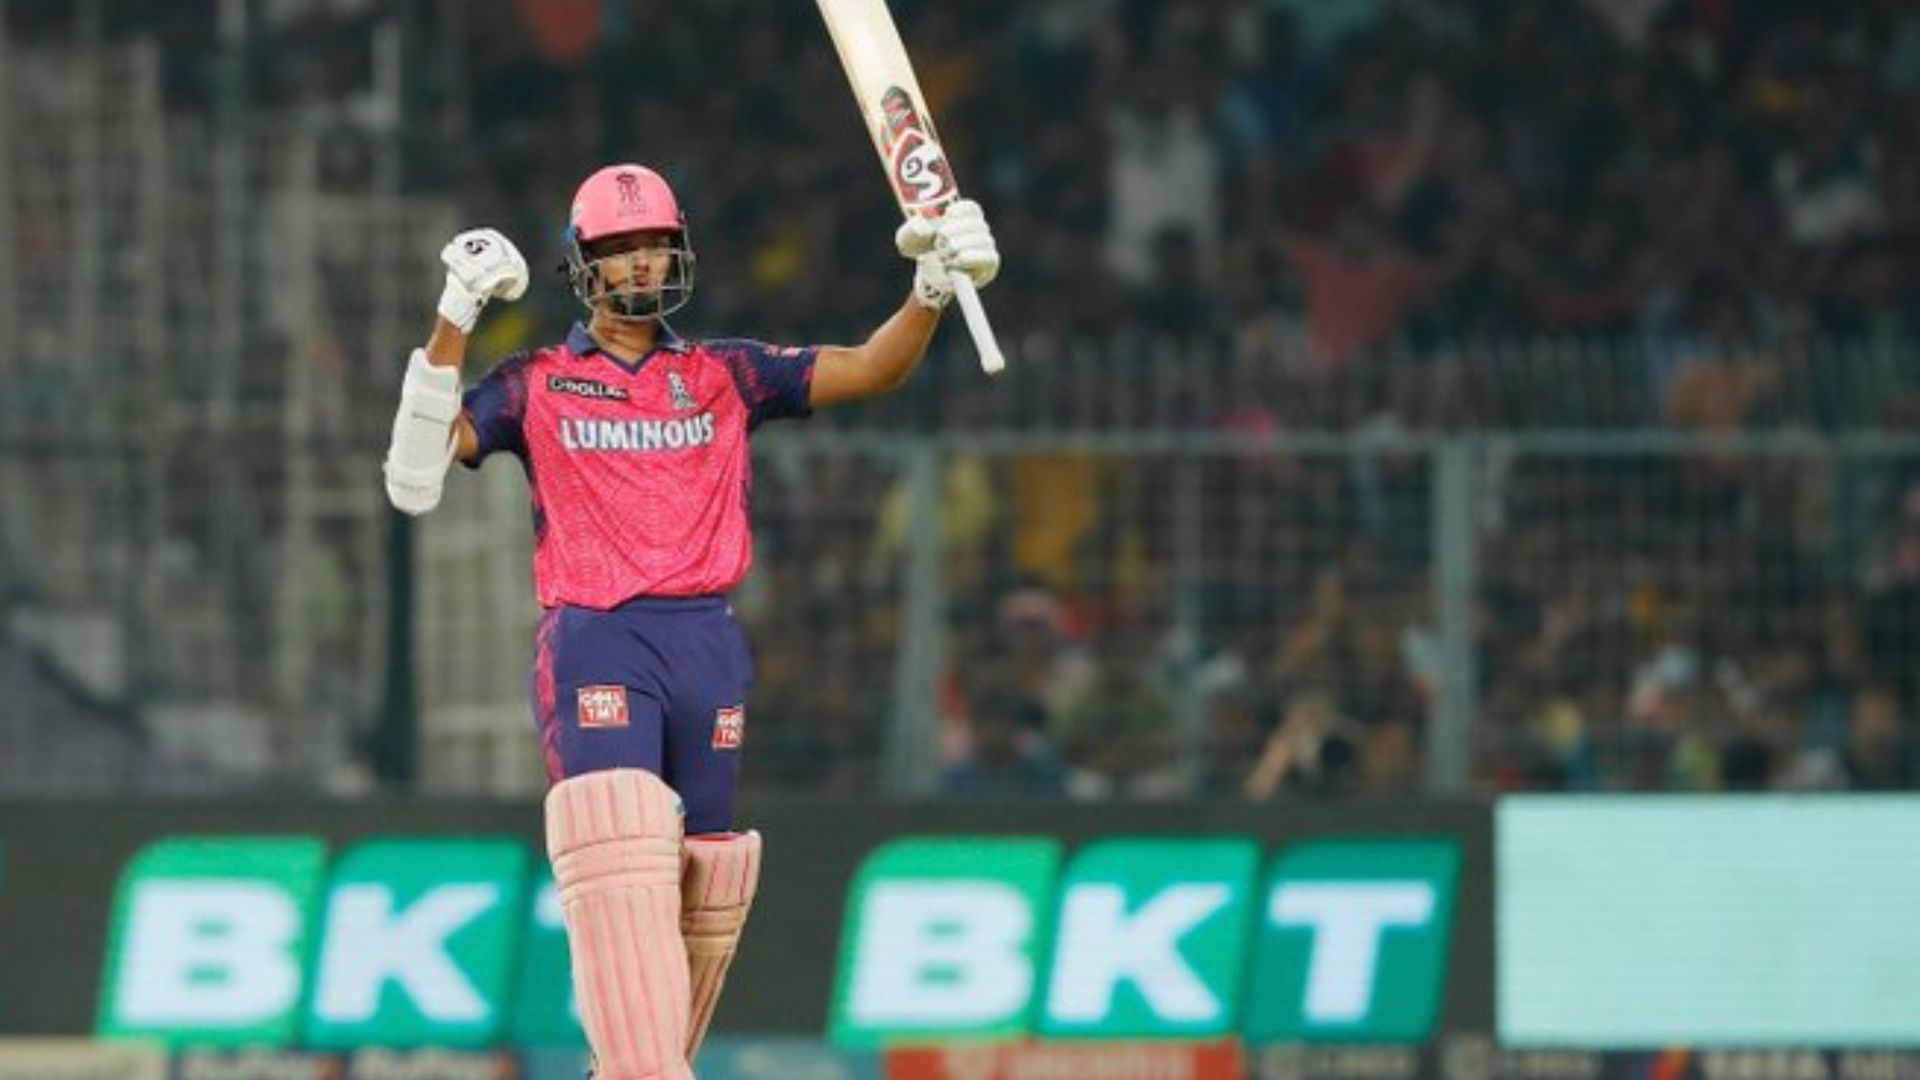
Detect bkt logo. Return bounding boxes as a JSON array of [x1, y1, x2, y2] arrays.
[[95, 836, 580, 1049], [829, 836, 1460, 1048]]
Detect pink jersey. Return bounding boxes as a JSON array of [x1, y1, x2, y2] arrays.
[[462, 322, 817, 609]]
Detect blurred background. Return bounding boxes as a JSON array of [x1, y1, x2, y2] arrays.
[[2, 0, 1920, 1076]]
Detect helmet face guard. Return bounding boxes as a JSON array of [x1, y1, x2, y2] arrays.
[[564, 228, 697, 321]]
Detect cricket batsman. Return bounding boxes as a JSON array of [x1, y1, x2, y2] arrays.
[[380, 163, 998, 1079]]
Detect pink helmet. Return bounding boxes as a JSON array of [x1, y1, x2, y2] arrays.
[[569, 163, 683, 241], [564, 163, 697, 320]]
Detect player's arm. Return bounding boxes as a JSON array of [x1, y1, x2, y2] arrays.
[[809, 199, 1000, 408], [809, 299, 939, 406], [383, 228, 528, 514], [418, 319, 486, 464]]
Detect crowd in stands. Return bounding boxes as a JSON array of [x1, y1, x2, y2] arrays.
[[22, 0, 1916, 414], [443, 0, 1920, 433], [639, 0, 1913, 799], [54, 0, 1910, 428], [7, 0, 1919, 797], [732, 445, 1920, 799]]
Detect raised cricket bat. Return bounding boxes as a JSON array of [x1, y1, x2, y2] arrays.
[[815, 0, 1006, 375]]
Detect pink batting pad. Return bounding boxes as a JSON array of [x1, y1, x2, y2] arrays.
[[546, 769, 693, 1080], [681, 830, 763, 1058]]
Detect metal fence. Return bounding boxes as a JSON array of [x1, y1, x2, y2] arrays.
[[0, 29, 447, 792], [819, 332, 1920, 437], [410, 430, 1920, 800]]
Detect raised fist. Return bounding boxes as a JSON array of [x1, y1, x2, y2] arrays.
[[437, 227, 528, 332]]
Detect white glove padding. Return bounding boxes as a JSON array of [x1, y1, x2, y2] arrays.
[[895, 199, 1000, 311], [437, 228, 529, 333], [383, 349, 462, 516]]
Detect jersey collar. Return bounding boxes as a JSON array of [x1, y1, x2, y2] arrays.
[[567, 320, 690, 370]]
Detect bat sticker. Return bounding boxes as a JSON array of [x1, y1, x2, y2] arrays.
[[880, 86, 957, 212]]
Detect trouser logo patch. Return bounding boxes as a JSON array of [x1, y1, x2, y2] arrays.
[[578, 685, 629, 728], [713, 706, 745, 749]]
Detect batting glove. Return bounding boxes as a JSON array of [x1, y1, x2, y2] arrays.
[[437, 227, 529, 333], [896, 199, 1000, 311]]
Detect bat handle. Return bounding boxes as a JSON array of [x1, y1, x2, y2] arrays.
[[949, 275, 1005, 375]]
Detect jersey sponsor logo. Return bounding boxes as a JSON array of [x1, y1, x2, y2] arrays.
[[577, 685, 629, 729], [547, 375, 629, 401], [559, 414, 717, 453], [713, 706, 745, 750]]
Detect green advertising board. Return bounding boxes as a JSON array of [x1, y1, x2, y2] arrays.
[[0, 800, 1487, 1047], [95, 835, 560, 1049], [1040, 838, 1260, 1039], [507, 870, 578, 1047], [829, 835, 1464, 1047], [832, 837, 1062, 1045], [304, 837, 528, 1049], [1243, 839, 1460, 1043], [97, 837, 329, 1046]]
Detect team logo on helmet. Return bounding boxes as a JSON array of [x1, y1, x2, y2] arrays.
[[615, 171, 648, 214]]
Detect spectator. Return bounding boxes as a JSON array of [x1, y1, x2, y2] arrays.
[[1102, 35, 1223, 287], [942, 683, 1068, 798], [1245, 687, 1363, 799], [1274, 208, 1442, 377], [1788, 685, 1913, 791], [1054, 618, 1181, 799]]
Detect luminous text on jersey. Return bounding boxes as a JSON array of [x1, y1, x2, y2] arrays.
[[559, 414, 718, 453]]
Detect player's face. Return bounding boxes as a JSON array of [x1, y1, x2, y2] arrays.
[[589, 230, 676, 297], [570, 224, 696, 321]]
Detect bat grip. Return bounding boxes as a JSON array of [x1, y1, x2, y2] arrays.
[[949, 275, 1005, 375]]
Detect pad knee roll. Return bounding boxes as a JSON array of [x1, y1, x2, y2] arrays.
[[546, 769, 693, 1080]]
